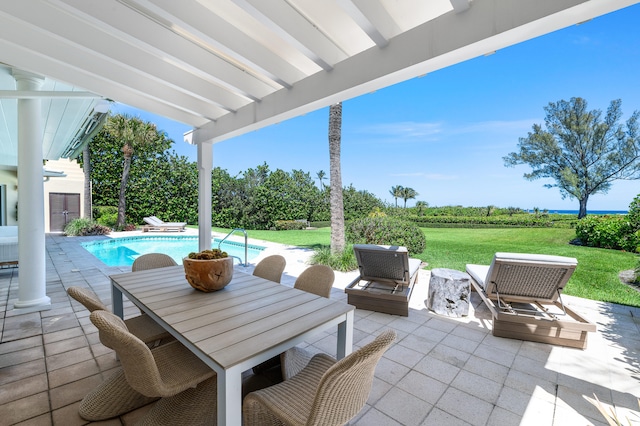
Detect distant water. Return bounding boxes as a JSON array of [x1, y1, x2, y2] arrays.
[[542, 210, 628, 215]]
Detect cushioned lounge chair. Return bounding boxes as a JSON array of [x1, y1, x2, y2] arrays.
[[344, 244, 421, 316], [243, 329, 396, 426], [142, 216, 186, 232], [466, 252, 596, 349], [0, 226, 18, 267]]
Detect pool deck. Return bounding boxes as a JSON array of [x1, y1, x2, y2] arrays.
[[0, 229, 639, 425]]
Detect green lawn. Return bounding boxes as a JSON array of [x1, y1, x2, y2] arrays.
[[213, 226, 640, 307]]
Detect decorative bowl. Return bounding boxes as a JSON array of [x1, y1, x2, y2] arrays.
[[183, 256, 234, 292]]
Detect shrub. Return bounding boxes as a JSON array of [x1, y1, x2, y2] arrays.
[[310, 245, 357, 272], [575, 215, 639, 252], [274, 220, 307, 230], [96, 212, 118, 228], [346, 216, 426, 255], [64, 218, 111, 236], [309, 221, 330, 228]]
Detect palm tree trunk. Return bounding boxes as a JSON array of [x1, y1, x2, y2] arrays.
[[117, 145, 133, 227], [82, 144, 92, 219], [329, 103, 345, 254]]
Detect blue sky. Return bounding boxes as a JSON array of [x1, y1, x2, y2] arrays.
[[112, 4, 640, 212]]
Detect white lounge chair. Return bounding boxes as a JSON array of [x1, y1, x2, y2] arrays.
[[142, 216, 186, 232], [466, 252, 596, 349], [0, 226, 18, 267]]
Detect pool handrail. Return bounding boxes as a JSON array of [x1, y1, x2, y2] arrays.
[[218, 228, 248, 266]]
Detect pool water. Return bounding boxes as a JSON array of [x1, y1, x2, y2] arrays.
[[81, 236, 265, 267]]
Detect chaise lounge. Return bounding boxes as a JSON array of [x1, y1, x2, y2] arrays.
[[142, 216, 186, 232], [345, 244, 421, 316], [466, 252, 596, 349], [0, 226, 18, 267]]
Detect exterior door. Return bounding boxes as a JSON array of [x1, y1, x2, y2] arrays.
[[50, 193, 80, 232]]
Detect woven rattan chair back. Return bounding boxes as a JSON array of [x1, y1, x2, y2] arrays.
[[244, 329, 396, 425], [90, 310, 169, 396], [67, 286, 109, 312], [132, 253, 178, 272], [253, 255, 286, 283], [294, 265, 334, 298], [90, 310, 214, 398], [307, 329, 396, 425], [353, 244, 411, 285]]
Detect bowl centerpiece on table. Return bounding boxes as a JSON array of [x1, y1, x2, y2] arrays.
[[183, 248, 234, 292]]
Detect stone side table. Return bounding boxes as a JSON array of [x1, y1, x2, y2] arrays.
[[427, 268, 470, 317]]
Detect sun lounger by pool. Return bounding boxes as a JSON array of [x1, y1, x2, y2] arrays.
[[142, 216, 186, 232], [466, 252, 596, 349]]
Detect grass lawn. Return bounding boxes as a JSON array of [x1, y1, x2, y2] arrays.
[[214, 226, 640, 307]]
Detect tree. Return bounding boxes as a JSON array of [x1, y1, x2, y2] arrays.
[[389, 185, 404, 208], [504, 97, 640, 218], [329, 103, 345, 254], [98, 114, 172, 227], [400, 187, 418, 208], [316, 170, 327, 190], [415, 201, 429, 216]]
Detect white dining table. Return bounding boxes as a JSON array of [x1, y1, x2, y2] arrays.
[[110, 265, 355, 426]]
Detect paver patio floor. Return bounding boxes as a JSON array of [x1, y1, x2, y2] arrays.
[[1, 231, 639, 425]]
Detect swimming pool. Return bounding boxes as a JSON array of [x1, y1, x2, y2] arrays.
[[81, 236, 265, 267]]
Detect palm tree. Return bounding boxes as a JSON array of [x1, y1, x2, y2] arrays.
[[389, 185, 404, 208], [328, 103, 345, 254], [316, 170, 327, 190], [401, 187, 418, 208], [415, 200, 429, 216], [104, 114, 161, 228]]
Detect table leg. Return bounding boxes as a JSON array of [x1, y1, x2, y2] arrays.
[[111, 282, 123, 318], [336, 310, 354, 360], [217, 367, 243, 426]]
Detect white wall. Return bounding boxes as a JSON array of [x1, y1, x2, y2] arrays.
[[43, 159, 85, 233]]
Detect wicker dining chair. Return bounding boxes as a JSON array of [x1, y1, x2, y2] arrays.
[[277, 265, 336, 380], [253, 254, 286, 283], [254, 265, 335, 378], [132, 252, 178, 271], [67, 286, 169, 344], [243, 329, 396, 426], [81, 310, 217, 424], [293, 264, 334, 298]]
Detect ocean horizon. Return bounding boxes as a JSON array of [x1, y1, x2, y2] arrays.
[[536, 209, 628, 215]]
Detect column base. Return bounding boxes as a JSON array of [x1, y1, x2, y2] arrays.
[[13, 295, 52, 312]]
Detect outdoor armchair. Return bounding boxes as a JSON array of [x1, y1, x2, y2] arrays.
[[243, 329, 396, 426]]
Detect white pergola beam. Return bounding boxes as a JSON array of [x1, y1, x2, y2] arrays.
[[190, 0, 638, 144]]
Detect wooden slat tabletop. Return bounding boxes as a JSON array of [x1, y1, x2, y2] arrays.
[[110, 265, 354, 369]]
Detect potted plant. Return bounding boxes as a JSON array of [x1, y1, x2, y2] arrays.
[[183, 249, 233, 292]]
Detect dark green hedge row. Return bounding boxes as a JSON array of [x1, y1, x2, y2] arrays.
[[407, 215, 577, 228]]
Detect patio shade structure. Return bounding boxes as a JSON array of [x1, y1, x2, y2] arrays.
[[0, 0, 638, 310]]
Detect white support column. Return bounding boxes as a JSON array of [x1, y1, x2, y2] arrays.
[[197, 142, 213, 251], [12, 70, 51, 310]]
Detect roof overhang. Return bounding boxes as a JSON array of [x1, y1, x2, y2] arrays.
[[0, 0, 637, 150], [0, 64, 110, 167]]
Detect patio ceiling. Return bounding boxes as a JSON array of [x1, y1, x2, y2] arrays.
[[0, 0, 638, 152]]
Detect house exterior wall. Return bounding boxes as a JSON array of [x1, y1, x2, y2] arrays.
[[43, 159, 85, 233]]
